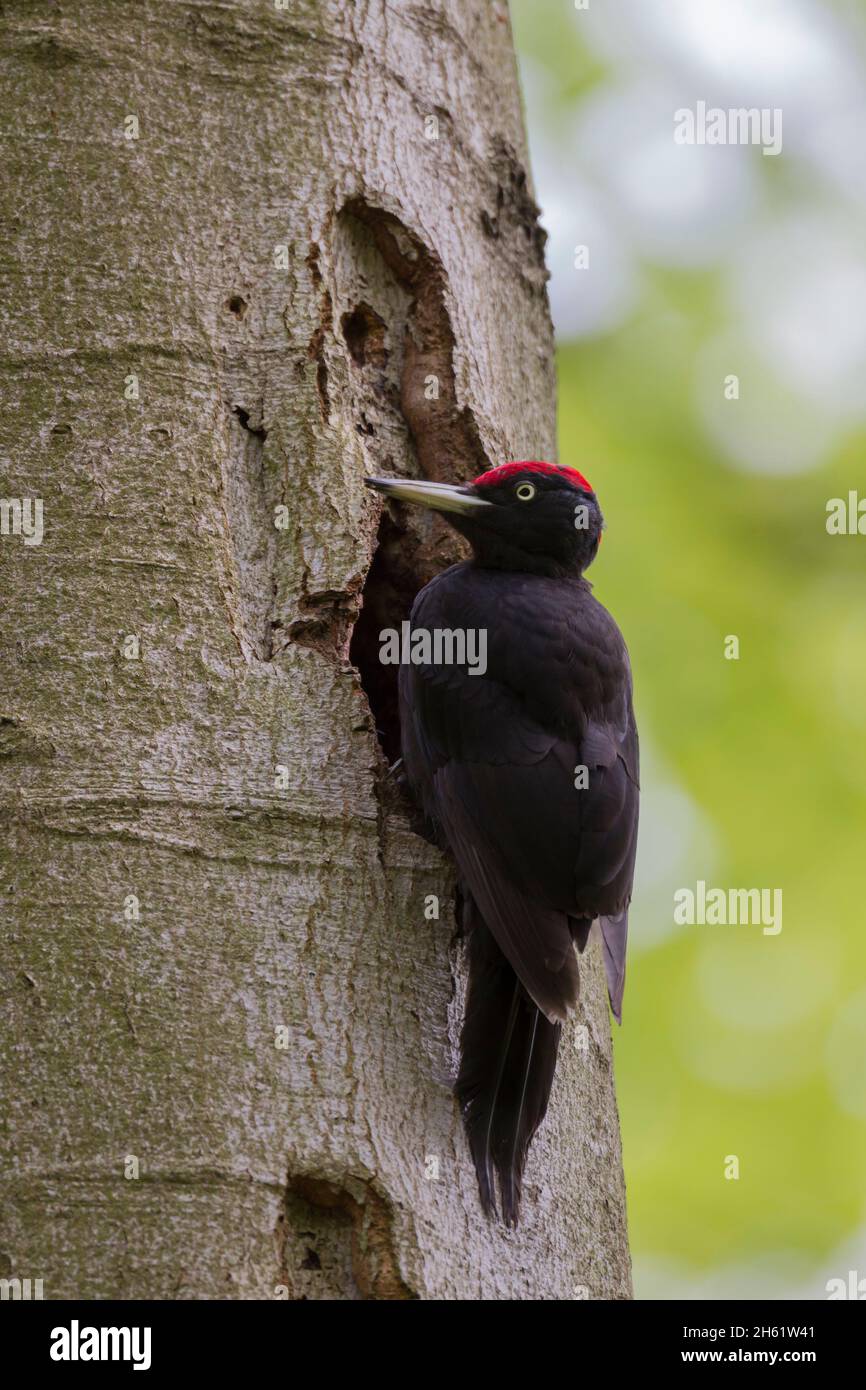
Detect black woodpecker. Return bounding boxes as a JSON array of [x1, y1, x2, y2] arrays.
[[365, 461, 639, 1225]]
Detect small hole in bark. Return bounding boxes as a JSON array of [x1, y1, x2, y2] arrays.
[[232, 405, 266, 442], [285, 1175, 415, 1300], [226, 294, 247, 318]]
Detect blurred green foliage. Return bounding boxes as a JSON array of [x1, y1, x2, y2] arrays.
[[512, 0, 866, 1298]]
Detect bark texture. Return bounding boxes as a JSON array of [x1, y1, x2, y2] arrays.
[[0, 0, 631, 1299]]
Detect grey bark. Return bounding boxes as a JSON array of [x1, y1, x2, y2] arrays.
[[0, 0, 631, 1299]]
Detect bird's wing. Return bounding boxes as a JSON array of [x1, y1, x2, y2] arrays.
[[399, 566, 639, 1021]]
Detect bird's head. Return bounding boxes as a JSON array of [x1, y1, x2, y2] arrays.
[[365, 461, 603, 577]]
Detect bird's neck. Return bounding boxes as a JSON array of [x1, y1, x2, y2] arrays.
[[469, 545, 588, 580]]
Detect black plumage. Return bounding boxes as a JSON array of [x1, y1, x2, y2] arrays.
[[366, 463, 639, 1224]]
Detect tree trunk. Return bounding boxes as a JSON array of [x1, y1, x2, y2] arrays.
[[0, 0, 631, 1299]]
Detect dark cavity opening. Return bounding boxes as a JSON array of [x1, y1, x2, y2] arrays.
[[350, 509, 421, 767], [341, 303, 388, 369], [232, 405, 267, 441]]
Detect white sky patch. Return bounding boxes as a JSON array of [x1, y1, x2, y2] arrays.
[[516, 0, 866, 457], [581, 0, 862, 102], [800, 102, 866, 211], [517, 56, 640, 338], [539, 183, 639, 339], [728, 214, 866, 422], [574, 80, 759, 269], [657, 0, 860, 98]]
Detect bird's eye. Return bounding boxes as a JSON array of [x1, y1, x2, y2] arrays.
[[515, 482, 536, 502]]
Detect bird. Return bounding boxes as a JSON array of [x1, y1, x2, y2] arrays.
[[364, 461, 639, 1225]]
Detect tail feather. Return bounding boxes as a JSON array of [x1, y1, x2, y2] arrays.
[[456, 908, 562, 1225]]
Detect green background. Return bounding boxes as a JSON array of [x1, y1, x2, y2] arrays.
[[511, 0, 866, 1299]]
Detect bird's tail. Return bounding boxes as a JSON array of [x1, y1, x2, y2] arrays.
[[455, 907, 561, 1226]]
